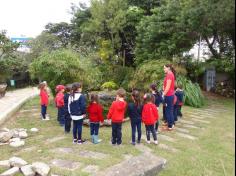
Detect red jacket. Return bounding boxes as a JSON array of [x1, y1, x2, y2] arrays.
[[40, 89, 49, 106], [142, 103, 159, 125], [87, 103, 104, 123], [107, 100, 127, 123], [55, 92, 64, 108]]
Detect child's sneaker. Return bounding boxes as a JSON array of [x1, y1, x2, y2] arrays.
[[154, 140, 159, 145], [73, 139, 77, 144], [146, 140, 151, 144]]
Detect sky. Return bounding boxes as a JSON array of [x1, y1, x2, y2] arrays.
[[0, 0, 90, 38]]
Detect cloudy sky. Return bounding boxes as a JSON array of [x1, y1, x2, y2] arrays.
[[0, 0, 90, 38]]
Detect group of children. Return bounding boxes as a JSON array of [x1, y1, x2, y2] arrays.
[[38, 81, 184, 146]]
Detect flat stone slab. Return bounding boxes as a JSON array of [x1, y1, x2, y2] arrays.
[[187, 112, 216, 119], [176, 132, 197, 140], [191, 118, 210, 124], [158, 143, 178, 153], [51, 159, 80, 170], [79, 151, 108, 159], [97, 152, 166, 176], [52, 148, 73, 154], [182, 124, 200, 129], [174, 127, 190, 133], [179, 119, 195, 125], [46, 136, 66, 143], [158, 134, 176, 143], [82, 165, 99, 175]]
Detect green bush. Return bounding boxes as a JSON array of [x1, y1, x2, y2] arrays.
[[101, 81, 118, 91], [29, 49, 102, 95]]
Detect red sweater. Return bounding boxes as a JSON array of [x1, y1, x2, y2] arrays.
[[107, 100, 127, 123], [87, 103, 104, 123], [55, 92, 64, 108], [142, 103, 159, 125], [40, 89, 49, 106]]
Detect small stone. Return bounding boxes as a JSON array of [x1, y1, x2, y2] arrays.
[[32, 162, 50, 176], [0, 167, 20, 176], [21, 165, 35, 176], [30, 128, 39, 132], [19, 131, 28, 139], [0, 160, 10, 169], [9, 140, 25, 148], [51, 159, 80, 170], [9, 138, 21, 143], [9, 157, 28, 167], [0, 131, 14, 143]]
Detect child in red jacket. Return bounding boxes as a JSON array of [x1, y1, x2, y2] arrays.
[[142, 93, 159, 145], [55, 85, 65, 126], [87, 94, 104, 144], [107, 88, 127, 145], [38, 82, 49, 120]]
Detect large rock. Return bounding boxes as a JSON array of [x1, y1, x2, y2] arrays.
[[21, 165, 35, 176], [0, 160, 10, 169], [0, 167, 20, 176], [0, 128, 10, 133], [19, 131, 28, 139], [9, 140, 25, 148], [32, 162, 50, 176], [0, 131, 13, 143], [9, 157, 27, 167], [9, 138, 20, 143]]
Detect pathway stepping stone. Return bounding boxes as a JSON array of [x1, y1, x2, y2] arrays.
[[0, 166, 20, 176], [192, 118, 210, 124], [82, 165, 99, 175], [52, 148, 73, 154], [176, 132, 197, 140], [79, 151, 108, 159], [51, 159, 80, 170], [135, 143, 153, 154], [174, 127, 190, 133], [187, 112, 216, 119], [158, 143, 179, 153], [46, 136, 66, 143], [179, 119, 195, 125], [182, 124, 200, 129], [158, 134, 176, 143]]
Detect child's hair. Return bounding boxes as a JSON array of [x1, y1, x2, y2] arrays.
[[71, 82, 82, 100], [150, 83, 161, 96], [38, 82, 46, 90], [65, 84, 72, 93], [144, 93, 154, 103], [164, 64, 176, 78], [177, 84, 183, 89], [117, 88, 126, 98], [90, 94, 99, 104], [131, 90, 141, 107]]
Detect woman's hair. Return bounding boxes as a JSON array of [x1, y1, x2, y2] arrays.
[[150, 83, 161, 96], [38, 82, 46, 90], [144, 93, 154, 104], [164, 64, 176, 78], [90, 94, 99, 104], [65, 84, 72, 93], [131, 90, 141, 107], [71, 82, 82, 100]]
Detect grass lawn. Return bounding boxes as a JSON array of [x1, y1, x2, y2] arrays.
[[0, 95, 235, 176]]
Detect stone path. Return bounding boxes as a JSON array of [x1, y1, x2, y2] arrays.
[[0, 87, 38, 125]]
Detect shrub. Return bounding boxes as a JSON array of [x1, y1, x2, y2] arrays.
[[101, 81, 118, 91]]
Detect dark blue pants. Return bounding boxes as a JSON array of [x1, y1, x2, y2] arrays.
[[90, 123, 100, 135], [73, 119, 83, 140], [112, 123, 122, 145], [145, 125, 157, 141], [64, 113, 71, 132], [155, 120, 159, 131], [41, 105, 47, 119], [165, 95, 174, 128], [163, 105, 167, 122], [177, 105, 182, 117], [174, 105, 178, 122], [58, 107, 65, 125], [131, 120, 142, 143]]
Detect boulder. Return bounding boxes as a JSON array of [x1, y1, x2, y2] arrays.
[[0, 160, 10, 169], [0, 131, 13, 143], [12, 131, 19, 138], [30, 128, 39, 133], [19, 131, 28, 139], [9, 138, 21, 143], [21, 165, 35, 176], [0, 167, 20, 176], [0, 128, 10, 133], [9, 140, 25, 148], [32, 162, 50, 176], [9, 157, 28, 167]]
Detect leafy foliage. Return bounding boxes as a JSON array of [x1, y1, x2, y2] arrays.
[[101, 81, 118, 90]]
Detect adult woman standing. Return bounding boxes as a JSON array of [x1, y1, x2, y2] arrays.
[[163, 64, 176, 131]]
